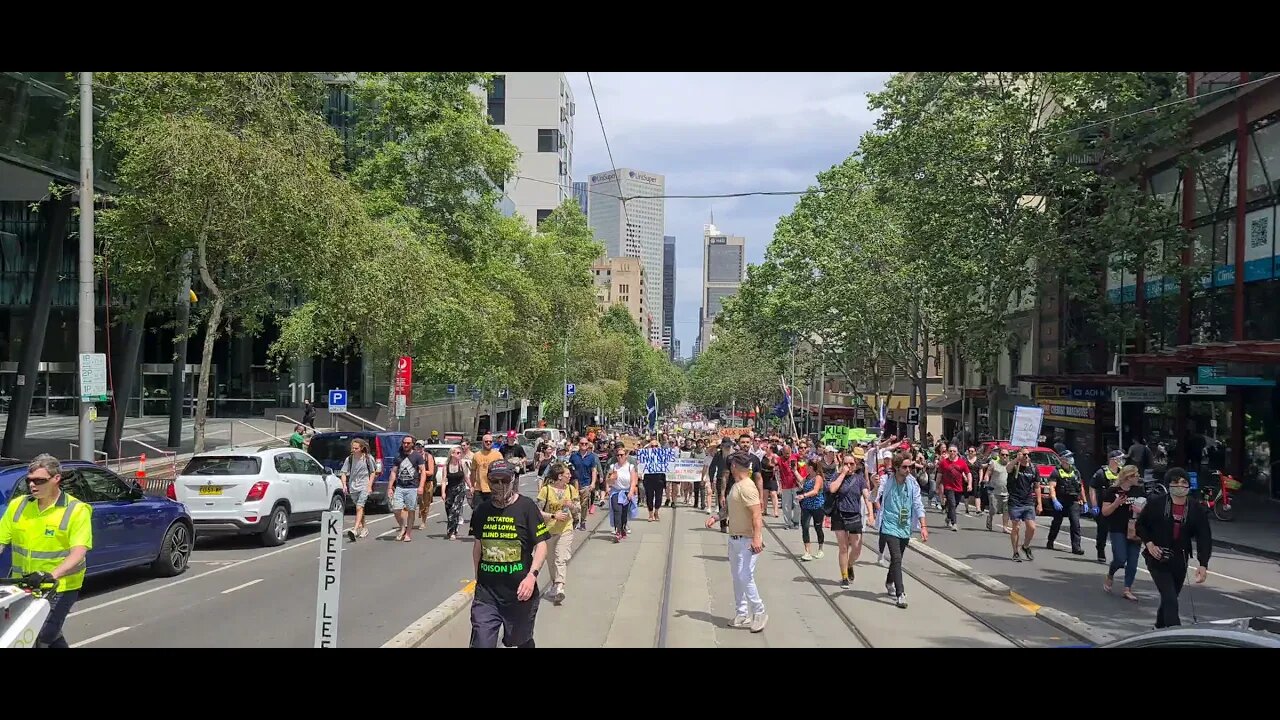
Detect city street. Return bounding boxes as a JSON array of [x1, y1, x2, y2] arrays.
[[62, 472, 543, 648], [909, 502, 1280, 639], [0, 414, 296, 461]]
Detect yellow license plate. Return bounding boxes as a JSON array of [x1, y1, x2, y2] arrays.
[[199, 486, 223, 496]]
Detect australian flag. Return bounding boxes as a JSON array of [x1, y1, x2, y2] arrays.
[[646, 390, 658, 433], [773, 377, 791, 418]]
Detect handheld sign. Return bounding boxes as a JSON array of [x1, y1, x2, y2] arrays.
[[314, 510, 343, 648], [1009, 406, 1044, 448]]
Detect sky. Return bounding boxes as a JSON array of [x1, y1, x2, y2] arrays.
[[565, 72, 894, 358]]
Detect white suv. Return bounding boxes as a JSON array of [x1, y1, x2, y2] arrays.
[[171, 448, 345, 546]]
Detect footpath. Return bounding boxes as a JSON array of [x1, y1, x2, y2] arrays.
[[417, 497, 1072, 648]]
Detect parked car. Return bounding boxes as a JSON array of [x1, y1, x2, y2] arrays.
[[305, 430, 410, 511], [979, 441, 1065, 514], [170, 448, 345, 546], [0, 461, 193, 581], [1093, 617, 1280, 648]]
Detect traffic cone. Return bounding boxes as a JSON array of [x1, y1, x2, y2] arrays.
[[136, 453, 147, 488]]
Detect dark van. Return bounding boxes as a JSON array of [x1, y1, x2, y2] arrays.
[[306, 430, 409, 511]]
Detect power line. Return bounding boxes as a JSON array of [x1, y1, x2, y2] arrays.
[[585, 72, 633, 232], [515, 174, 851, 202]]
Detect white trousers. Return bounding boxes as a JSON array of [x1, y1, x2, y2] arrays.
[[728, 535, 766, 617]]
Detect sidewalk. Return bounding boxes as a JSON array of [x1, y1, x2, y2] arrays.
[[1208, 493, 1280, 560]]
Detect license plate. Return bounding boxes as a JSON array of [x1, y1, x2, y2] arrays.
[[199, 486, 222, 496]]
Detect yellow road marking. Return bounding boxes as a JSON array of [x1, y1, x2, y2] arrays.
[[1009, 591, 1041, 614], [461, 580, 476, 593]]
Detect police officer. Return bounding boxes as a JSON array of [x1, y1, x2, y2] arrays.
[[1089, 450, 1124, 563], [0, 454, 93, 647], [1045, 454, 1086, 555]]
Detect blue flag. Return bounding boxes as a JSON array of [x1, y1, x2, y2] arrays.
[[646, 390, 658, 433]]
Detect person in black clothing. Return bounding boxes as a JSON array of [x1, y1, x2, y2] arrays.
[[469, 459, 548, 648], [1088, 451, 1124, 563], [301, 400, 316, 429], [1045, 459, 1087, 555], [706, 438, 733, 532], [1006, 449, 1043, 562], [1102, 465, 1146, 602], [1136, 467, 1211, 629]]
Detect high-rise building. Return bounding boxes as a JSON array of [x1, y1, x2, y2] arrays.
[[573, 181, 589, 217], [483, 73, 575, 228], [587, 168, 665, 345], [672, 339, 681, 361], [662, 235, 676, 359], [590, 257, 648, 336], [698, 219, 745, 352]]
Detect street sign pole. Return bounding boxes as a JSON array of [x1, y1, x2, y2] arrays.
[[77, 72, 95, 461], [314, 510, 342, 648]]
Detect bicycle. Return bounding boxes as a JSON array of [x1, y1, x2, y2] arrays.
[[1198, 470, 1241, 522], [0, 576, 57, 648]]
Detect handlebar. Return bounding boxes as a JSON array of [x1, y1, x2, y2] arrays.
[[0, 576, 58, 596]]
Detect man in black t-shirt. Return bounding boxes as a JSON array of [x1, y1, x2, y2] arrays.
[[1006, 449, 1043, 563], [468, 460, 549, 648]]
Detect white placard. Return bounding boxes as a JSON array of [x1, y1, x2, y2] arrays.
[[1009, 406, 1044, 448], [79, 352, 108, 401], [314, 510, 343, 648], [666, 458, 705, 485]]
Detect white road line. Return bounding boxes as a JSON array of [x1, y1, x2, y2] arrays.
[[68, 514, 395, 618], [70, 626, 131, 647], [1222, 592, 1276, 611], [221, 578, 264, 594]]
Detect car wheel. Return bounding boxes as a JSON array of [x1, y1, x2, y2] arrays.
[[151, 522, 193, 577], [261, 505, 290, 547], [329, 494, 344, 515]]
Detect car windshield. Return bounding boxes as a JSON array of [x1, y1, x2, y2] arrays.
[[182, 456, 262, 476], [1028, 451, 1060, 468], [307, 434, 373, 464]]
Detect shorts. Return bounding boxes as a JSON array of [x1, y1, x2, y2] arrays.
[[470, 594, 539, 648], [349, 486, 369, 508], [391, 486, 419, 511], [988, 493, 1008, 515], [763, 478, 779, 492], [1009, 505, 1036, 522], [832, 512, 863, 534]]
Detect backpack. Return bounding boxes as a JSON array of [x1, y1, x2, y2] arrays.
[[540, 483, 579, 520], [347, 453, 375, 477]]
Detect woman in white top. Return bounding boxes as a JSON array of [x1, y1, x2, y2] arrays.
[[607, 446, 640, 543]]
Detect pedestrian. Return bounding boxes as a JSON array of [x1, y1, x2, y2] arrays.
[[761, 443, 781, 518], [342, 438, 376, 540], [414, 440, 438, 531], [390, 436, 428, 542], [536, 463, 580, 603], [984, 447, 1011, 533], [1089, 451, 1124, 563], [1006, 448, 1043, 562], [876, 452, 929, 608], [777, 441, 799, 530], [635, 436, 674, 521], [1045, 452, 1087, 555], [470, 433, 504, 509], [936, 445, 970, 531], [705, 450, 768, 632], [302, 400, 316, 429], [706, 437, 733, 528], [468, 459, 548, 648], [1102, 465, 1146, 602], [1136, 468, 1211, 629], [606, 445, 640, 542], [965, 446, 983, 514], [442, 444, 473, 541], [289, 424, 308, 449], [795, 458, 827, 561], [1, 454, 94, 647], [569, 438, 600, 531], [827, 447, 875, 589]]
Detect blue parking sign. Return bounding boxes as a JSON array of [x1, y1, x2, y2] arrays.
[[447, 384, 457, 395], [328, 389, 347, 413], [566, 383, 576, 397]]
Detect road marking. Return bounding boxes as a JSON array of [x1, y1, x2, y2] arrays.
[[70, 626, 131, 647], [69, 514, 395, 618], [221, 578, 264, 594], [1009, 592, 1041, 614], [1222, 592, 1275, 611]]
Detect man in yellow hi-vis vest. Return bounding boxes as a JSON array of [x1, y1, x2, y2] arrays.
[[0, 454, 93, 648]]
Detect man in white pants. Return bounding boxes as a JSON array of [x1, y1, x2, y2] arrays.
[[706, 451, 767, 633]]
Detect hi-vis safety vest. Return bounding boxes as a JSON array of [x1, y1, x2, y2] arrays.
[[1055, 467, 1083, 497], [3, 492, 93, 592]]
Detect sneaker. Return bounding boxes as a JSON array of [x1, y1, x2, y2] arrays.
[[814, 549, 825, 560], [847, 566, 855, 582], [358, 527, 368, 538], [750, 613, 769, 633], [613, 533, 622, 544], [951, 523, 959, 532], [1013, 553, 1023, 562], [801, 553, 814, 561], [552, 583, 565, 603], [1022, 546, 1034, 561], [588, 505, 595, 515], [1072, 549, 1085, 556], [840, 577, 850, 589], [346, 528, 356, 541], [1046, 539, 1054, 550], [885, 581, 895, 596], [1097, 553, 1107, 563], [730, 614, 752, 628], [895, 594, 908, 609]]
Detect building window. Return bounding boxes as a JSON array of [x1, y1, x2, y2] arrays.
[[487, 75, 506, 126], [536, 209, 553, 226], [538, 129, 560, 153]]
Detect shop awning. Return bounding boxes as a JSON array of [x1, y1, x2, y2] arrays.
[[1125, 341, 1280, 367], [1015, 373, 1161, 387]]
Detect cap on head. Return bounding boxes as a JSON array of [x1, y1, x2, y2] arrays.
[[823, 445, 837, 453], [1108, 450, 1125, 460], [487, 459, 516, 482]]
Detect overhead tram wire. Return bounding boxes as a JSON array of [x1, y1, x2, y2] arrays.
[[585, 72, 633, 231]]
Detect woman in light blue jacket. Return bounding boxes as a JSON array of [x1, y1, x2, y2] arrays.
[[876, 452, 930, 608]]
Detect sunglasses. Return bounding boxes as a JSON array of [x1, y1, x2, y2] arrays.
[[27, 474, 53, 485]]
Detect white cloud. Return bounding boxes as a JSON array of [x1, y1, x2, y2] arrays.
[[566, 72, 893, 357]]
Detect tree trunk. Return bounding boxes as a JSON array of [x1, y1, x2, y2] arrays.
[[919, 323, 931, 446], [2, 193, 71, 459], [167, 250, 193, 448], [102, 284, 152, 459], [193, 296, 223, 454]]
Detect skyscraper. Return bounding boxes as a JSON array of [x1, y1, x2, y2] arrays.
[[662, 235, 676, 359], [573, 181, 589, 217], [698, 218, 745, 353], [482, 73, 575, 228], [587, 168, 666, 345]]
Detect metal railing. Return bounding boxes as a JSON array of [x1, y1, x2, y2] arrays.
[[335, 410, 386, 432], [274, 414, 303, 443], [68, 444, 110, 463], [235, 420, 290, 449]]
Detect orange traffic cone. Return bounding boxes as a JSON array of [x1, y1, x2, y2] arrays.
[[136, 453, 147, 487]]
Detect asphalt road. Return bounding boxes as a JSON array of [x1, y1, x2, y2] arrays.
[[914, 501, 1280, 640], [62, 471, 545, 648]]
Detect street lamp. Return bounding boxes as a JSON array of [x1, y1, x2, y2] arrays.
[[787, 383, 807, 436]]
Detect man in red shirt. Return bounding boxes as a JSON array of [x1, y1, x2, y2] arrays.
[[777, 443, 799, 529], [936, 445, 971, 532]]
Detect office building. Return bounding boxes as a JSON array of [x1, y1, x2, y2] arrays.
[[587, 168, 665, 344], [672, 339, 681, 361], [483, 73, 575, 228], [698, 219, 745, 352], [591, 256, 649, 336], [573, 181, 589, 217], [662, 235, 676, 358]]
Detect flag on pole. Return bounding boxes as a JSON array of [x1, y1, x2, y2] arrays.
[[646, 390, 658, 433]]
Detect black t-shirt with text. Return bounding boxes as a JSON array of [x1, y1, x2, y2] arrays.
[[1007, 465, 1040, 508], [1102, 484, 1147, 528], [470, 495, 549, 605]]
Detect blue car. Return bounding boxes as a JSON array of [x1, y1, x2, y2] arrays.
[[305, 430, 410, 511], [0, 461, 194, 580]]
